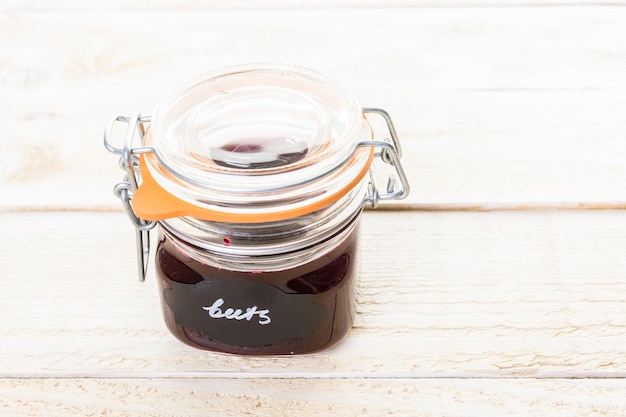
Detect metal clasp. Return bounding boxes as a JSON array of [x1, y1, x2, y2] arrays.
[[361, 107, 410, 209], [104, 113, 156, 282], [104, 108, 409, 282]]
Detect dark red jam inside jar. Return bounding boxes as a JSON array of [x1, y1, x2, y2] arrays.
[[155, 214, 360, 355], [105, 64, 409, 355]]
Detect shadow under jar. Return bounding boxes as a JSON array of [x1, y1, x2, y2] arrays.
[[104, 64, 409, 355]]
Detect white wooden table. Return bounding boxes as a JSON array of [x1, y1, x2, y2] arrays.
[[2, 2, 626, 415]]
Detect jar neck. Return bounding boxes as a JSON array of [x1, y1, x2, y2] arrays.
[[158, 177, 368, 272]]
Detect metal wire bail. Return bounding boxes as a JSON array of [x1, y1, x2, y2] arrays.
[[361, 107, 410, 209], [104, 108, 409, 282], [104, 113, 156, 282]]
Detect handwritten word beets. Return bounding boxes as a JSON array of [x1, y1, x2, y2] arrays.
[[203, 298, 271, 325]]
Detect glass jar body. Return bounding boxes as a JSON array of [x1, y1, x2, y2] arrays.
[[103, 64, 409, 354], [154, 210, 362, 355]]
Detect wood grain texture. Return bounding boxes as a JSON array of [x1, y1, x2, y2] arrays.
[[2, 1, 623, 12], [2, 378, 626, 417], [2, 210, 625, 378], [2, 5, 626, 415], [1, 7, 626, 210]]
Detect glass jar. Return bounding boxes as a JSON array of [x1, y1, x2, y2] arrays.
[[104, 64, 409, 355]]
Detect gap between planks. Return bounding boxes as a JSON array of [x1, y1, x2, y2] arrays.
[[3, 371, 626, 380]]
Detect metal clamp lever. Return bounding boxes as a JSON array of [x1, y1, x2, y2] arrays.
[[361, 107, 410, 209], [104, 113, 156, 282], [104, 108, 409, 281]]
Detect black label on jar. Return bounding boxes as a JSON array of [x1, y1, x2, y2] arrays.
[[163, 278, 327, 347]]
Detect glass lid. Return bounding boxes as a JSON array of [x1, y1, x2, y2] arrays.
[[133, 64, 373, 222]]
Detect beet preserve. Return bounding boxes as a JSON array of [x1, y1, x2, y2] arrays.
[[104, 64, 409, 355], [155, 216, 359, 355], [212, 137, 309, 169]]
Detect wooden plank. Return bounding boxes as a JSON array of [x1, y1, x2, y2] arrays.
[[2, 210, 626, 377], [2, 7, 626, 210], [1, 1, 622, 12], [2, 5, 626, 416], [2, 378, 626, 417]]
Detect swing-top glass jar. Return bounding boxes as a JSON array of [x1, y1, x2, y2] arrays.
[[104, 64, 409, 355]]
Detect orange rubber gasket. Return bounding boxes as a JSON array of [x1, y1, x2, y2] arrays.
[[132, 147, 374, 223]]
